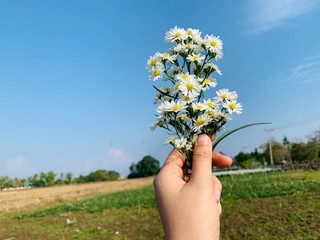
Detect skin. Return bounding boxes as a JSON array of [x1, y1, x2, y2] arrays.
[[153, 134, 233, 240]]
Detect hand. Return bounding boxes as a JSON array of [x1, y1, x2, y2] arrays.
[[153, 134, 232, 240]]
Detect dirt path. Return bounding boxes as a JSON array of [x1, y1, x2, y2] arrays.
[[0, 177, 153, 213]]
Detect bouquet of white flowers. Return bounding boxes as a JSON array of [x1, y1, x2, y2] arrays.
[[148, 26, 269, 179]]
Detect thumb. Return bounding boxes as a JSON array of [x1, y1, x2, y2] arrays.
[[190, 134, 213, 182]]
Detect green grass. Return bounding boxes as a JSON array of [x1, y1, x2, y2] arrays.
[[0, 170, 319, 240], [220, 170, 320, 200]]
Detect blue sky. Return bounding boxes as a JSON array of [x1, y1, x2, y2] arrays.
[[1, 0, 320, 178]]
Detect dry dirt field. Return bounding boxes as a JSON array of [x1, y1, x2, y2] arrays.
[[0, 177, 153, 213]]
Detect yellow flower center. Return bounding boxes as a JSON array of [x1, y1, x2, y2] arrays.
[[184, 96, 191, 102], [210, 40, 217, 47], [181, 73, 188, 79], [229, 103, 236, 110], [221, 93, 228, 99], [207, 102, 214, 108], [186, 43, 191, 49], [175, 32, 181, 38], [172, 104, 180, 111], [186, 83, 195, 90], [193, 55, 199, 61], [187, 29, 193, 35], [151, 59, 157, 66], [163, 53, 170, 58], [204, 78, 210, 84], [153, 69, 160, 76], [197, 119, 205, 125]]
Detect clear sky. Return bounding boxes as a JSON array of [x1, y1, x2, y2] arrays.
[[1, 0, 320, 178]]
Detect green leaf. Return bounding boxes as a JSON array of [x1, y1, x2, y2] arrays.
[[212, 122, 272, 150]]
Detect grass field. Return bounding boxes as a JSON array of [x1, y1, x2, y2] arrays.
[[0, 170, 319, 239]]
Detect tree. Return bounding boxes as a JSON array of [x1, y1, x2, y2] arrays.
[[234, 150, 265, 169], [234, 151, 251, 167], [291, 142, 309, 163], [46, 171, 57, 186], [128, 155, 160, 178], [85, 170, 119, 182], [261, 140, 285, 165], [65, 172, 73, 184]]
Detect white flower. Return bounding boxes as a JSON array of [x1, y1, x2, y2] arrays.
[[201, 76, 217, 90], [193, 113, 211, 131], [163, 100, 187, 113], [176, 72, 190, 81], [215, 88, 238, 102], [178, 75, 201, 98], [219, 111, 233, 122], [150, 120, 159, 131], [173, 42, 197, 53], [192, 102, 206, 111], [204, 35, 223, 54], [223, 101, 243, 115], [161, 52, 177, 63], [215, 50, 223, 60], [203, 99, 218, 109], [172, 44, 184, 53], [177, 113, 190, 122], [164, 136, 176, 146], [186, 28, 202, 44], [174, 136, 188, 149], [186, 53, 205, 63], [156, 101, 167, 116], [179, 94, 197, 103], [185, 142, 193, 151], [146, 52, 162, 70], [203, 62, 222, 75], [149, 65, 165, 81], [165, 26, 188, 42]]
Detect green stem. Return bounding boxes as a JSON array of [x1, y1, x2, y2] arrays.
[[212, 122, 272, 150]]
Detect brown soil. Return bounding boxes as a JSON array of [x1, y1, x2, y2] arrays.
[[0, 177, 153, 213]]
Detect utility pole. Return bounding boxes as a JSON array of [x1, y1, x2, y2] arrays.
[[264, 129, 274, 166]]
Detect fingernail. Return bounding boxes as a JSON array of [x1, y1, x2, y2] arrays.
[[197, 134, 210, 145], [214, 189, 221, 203]]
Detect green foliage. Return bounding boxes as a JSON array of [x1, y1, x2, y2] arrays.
[[73, 170, 120, 183], [128, 155, 160, 178], [234, 150, 265, 168]]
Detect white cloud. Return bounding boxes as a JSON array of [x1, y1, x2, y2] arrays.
[[246, 0, 320, 34], [261, 55, 320, 88], [5, 155, 37, 178]]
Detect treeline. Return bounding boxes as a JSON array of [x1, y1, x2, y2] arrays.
[[234, 128, 320, 168], [2, 127, 319, 189], [0, 169, 120, 190]]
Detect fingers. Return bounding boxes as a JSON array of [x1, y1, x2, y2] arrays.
[[212, 152, 233, 167], [190, 134, 213, 181], [155, 148, 186, 182], [163, 148, 185, 168], [212, 176, 223, 215]]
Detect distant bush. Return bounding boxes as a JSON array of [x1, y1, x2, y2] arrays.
[[74, 170, 120, 183]]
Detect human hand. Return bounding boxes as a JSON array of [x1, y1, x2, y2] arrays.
[[153, 134, 232, 240]]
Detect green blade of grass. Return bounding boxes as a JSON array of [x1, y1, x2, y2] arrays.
[[212, 122, 272, 150]]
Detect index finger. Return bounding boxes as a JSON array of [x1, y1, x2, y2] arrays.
[[212, 152, 233, 167]]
